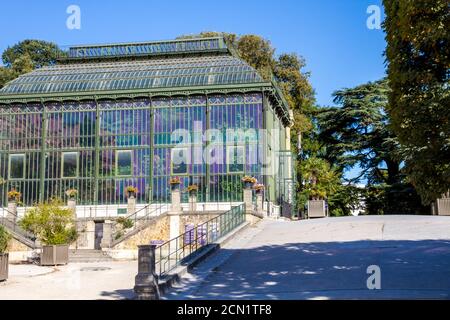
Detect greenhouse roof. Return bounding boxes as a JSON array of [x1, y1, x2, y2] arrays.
[[0, 37, 292, 126], [0, 55, 264, 95]]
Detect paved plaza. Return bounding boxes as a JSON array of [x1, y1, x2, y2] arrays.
[[1, 215, 450, 300]]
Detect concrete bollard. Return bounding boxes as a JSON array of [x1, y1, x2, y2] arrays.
[[134, 245, 160, 300]]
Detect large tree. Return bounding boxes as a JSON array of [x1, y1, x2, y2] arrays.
[[383, 0, 450, 204], [316, 79, 428, 214], [316, 79, 400, 184], [0, 39, 61, 88]]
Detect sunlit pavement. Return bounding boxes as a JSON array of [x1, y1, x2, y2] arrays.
[[1, 215, 450, 300], [165, 216, 450, 300], [0, 261, 137, 300]]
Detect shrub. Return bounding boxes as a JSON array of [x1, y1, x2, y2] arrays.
[[116, 217, 134, 229], [19, 198, 78, 245], [0, 226, 11, 254]]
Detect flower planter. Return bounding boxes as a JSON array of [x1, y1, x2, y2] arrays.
[[41, 245, 69, 266], [0, 253, 8, 281], [127, 192, 136, 199], [171, 184, 181, 191], [307, 200, 327, 218], [243, 181, 254, 189]]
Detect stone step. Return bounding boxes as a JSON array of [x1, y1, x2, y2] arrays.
[[69, 250, 114, 263]]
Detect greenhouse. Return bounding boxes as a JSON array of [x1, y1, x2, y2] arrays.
[[0, 37, 293, 212]]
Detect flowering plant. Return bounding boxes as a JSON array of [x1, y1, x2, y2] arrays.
[[125, 186, 138, 194], [169, 177, 181, 185], [253, 183, 265, 192], [7, 189, 21, 201], [241, 176, 257, 184], [65, 189, 78, 198], [187, 184, 198, 193]]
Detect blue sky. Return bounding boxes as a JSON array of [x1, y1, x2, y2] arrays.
[[0, 0, 386, 179], [0, 0, 386, 106]]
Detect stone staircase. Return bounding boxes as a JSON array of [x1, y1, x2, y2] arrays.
[[0, 209, 39, 249], [69, 249, 115, 263]]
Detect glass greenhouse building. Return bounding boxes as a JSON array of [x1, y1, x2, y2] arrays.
[[0, 37, 293, 213]]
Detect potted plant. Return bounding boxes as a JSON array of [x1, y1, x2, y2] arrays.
[[242, 176, 257, 189], [19, 198, 78, 266], [125, 186, 138, 198], [187, 184, 198, 196], [169, 177, 181, 191], [253, 183, 265, 194], [65, 188, 78, 200], [0, 225, 11, 281], [7, 189, 21, 203]]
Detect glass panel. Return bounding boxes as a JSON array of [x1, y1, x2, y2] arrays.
[[227, 146, 245, 173], [117, 150, 132, 176], [9, 154, 25, 179], [171, 147, 188, 175], [62, 152, 78, 178]]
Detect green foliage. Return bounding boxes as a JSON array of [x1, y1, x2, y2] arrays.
[[19, 199, 78, 245], [316, 79, 401, 184], [315, 79, 429, 214], [300, 157, 341, 201], [0, 39, 62, 88], [383, 0, 450, 204], [2, 39, 60, 68], [365, 183, 429, 215], [116, 217, 134, 229], [327, 185, 365, 217], [0, 225, 11, 254]]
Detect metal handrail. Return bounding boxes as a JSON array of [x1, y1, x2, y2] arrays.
[[155, 203, 245, 276], [0, 207, 38, 247], [111, 199, 168, 245]]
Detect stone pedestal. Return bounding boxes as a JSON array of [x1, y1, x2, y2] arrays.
[[127, 196, 137, 216], [256, 192, 264, 216], [170, 189, 182, 213], [189, 193, 197, 212], [134, 245, 160, 300], [243, 188, 258, 224], [243, 189, 253, 214], [67, 199, 76, 217], [7, 201, 17, 222]]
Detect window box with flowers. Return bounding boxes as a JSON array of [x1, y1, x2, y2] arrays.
[[242, 176, 257, 189]]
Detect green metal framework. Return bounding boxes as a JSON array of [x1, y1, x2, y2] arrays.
[[0, 37, 293, 208]]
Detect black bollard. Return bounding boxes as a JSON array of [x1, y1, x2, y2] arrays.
[[134, 245, 160, 300]]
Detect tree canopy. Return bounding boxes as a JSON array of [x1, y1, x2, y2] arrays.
[[0, 39, 61, 89], [383, 0, 450, 204]]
